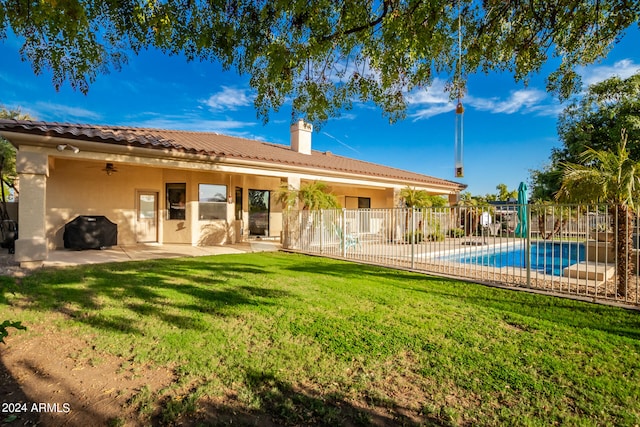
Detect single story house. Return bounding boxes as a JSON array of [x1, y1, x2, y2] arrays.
[[0, 119, 466, 267]]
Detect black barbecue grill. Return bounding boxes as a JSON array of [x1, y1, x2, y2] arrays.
[[63, 216, 117, 250]]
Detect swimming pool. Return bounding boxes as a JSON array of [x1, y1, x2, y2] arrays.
[[442, 241, 586, 276]]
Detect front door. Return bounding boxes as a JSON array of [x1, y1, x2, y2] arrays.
[[137, 191, 158, 242]]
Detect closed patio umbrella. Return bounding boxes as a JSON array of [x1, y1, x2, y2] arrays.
[[514, 182, 528, 238]]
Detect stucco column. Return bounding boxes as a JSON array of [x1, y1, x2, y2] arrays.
[[286, 176, 301, 203], [15, 150, 49, 268], [282, 176, 301, 248]]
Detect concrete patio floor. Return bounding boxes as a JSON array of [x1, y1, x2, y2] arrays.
[[42, 240, 281, 268]]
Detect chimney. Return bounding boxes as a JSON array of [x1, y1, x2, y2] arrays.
[[290, 119, 313, 155]]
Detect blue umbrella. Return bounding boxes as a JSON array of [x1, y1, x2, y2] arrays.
[[514, 182, 528, 238]]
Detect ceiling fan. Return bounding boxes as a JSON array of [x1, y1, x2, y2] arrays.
[[102, 163, 118, 176]]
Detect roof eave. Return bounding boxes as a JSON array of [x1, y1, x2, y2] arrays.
[[0, 126, 467, 193]]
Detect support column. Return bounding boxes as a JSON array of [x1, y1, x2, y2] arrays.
[[449, 192, 461, 231], [282, 176, 301, 248], [15, 150, 49, 268]]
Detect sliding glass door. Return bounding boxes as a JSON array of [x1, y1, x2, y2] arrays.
[[248, 189, 270, 236]]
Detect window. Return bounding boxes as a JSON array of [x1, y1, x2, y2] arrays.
[[235, 187, 243, 220], [358, 197, 371, 209], [199, 184, 227, 220], [345, 197, 371, 209], [167, 183, 186, 220], [345, 196, 371, 233]]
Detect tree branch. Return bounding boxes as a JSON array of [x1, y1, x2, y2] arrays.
[[320, 0, 392, 42]]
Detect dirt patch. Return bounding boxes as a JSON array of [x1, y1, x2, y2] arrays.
[[0, 323, 174, 426]]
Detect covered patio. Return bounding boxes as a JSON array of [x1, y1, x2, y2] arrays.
[[0, 241, 280, 275]]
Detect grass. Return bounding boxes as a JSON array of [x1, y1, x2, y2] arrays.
[[2, 251, 640, 426]]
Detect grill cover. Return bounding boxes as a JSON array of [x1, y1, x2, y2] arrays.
[[63, 216, 117, 249]]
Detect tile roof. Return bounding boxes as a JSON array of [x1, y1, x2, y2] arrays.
[[0, 119, 465, 191]]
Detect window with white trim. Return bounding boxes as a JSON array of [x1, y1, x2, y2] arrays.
[[199, 184, 227, 220]]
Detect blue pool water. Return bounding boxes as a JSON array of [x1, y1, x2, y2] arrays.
[[446, 241, 586, 276]]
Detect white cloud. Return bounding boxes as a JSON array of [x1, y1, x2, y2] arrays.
[[30, 102, 103, 121], [333, 112, 357, 121], [528, 103, 565, 117], [411, 104, 455, 120], [468, 89, 548, 114], [0, 72, 34, 91], [579, 59, 640, 87], [202, 86, 253, 111], [406, 78, 450, 105], [409, 85, 557, 120], [133, 115, 255, 133], [407, 78, 455, 120]]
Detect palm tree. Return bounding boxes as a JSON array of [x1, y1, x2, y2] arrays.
[[400, 187, 437, 242], [400, 186, 432, 209], [400, 185, 429, 222], [275, 181, 340, 210], [531, 200, 574, 240], [275, 181, 340, 249], [556, 129, 640, 297], [298, 181, 340, 210]]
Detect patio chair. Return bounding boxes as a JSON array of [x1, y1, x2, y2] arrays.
[[334, 225, 360, 251], [486, 223, 502, 236]]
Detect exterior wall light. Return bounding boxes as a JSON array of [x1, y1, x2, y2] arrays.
[[56, 144, 80, 153]]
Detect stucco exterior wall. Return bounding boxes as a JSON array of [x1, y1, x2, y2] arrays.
[[47, 158, 163, 249], [46, 161, 287, 248], [241, 175, 283, 239], [341, 189, 389, 209]]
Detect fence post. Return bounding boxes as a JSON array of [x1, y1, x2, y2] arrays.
[[320, 210, 324, 254], [298, 210, 302, 250], [342, 208, 347, 258], [526, 202, 531, 287], [411, 208, 416, 269]]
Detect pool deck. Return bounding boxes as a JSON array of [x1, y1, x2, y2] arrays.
[[562, 262, 616, 282]]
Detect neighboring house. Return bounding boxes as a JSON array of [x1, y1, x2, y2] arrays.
[[0, 119, 465, 267]]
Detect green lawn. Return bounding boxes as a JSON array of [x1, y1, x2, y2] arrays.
[[2, 252, 639, 426]]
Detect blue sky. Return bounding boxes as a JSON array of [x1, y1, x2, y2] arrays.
[[1, 27, 639, 196]]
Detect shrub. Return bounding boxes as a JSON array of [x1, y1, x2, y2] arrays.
[[403, 230, 424, 243], [427, 232, 445, 242], [448, 228, 465, 238]]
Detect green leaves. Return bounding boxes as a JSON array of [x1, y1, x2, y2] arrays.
[[531, 72, 640, 201], [400, 186, 434, 208], [557, 129, 640, 207], [0, 319, 26, 344], [1, 0, 638, 122], [275, 181, 340, 210]]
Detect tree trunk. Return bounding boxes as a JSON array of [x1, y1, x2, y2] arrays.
[[537, 213, 547, 240], [0, 163, 8, 221], [613, 204, 633, 298], [545, 218, 565, 240]]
